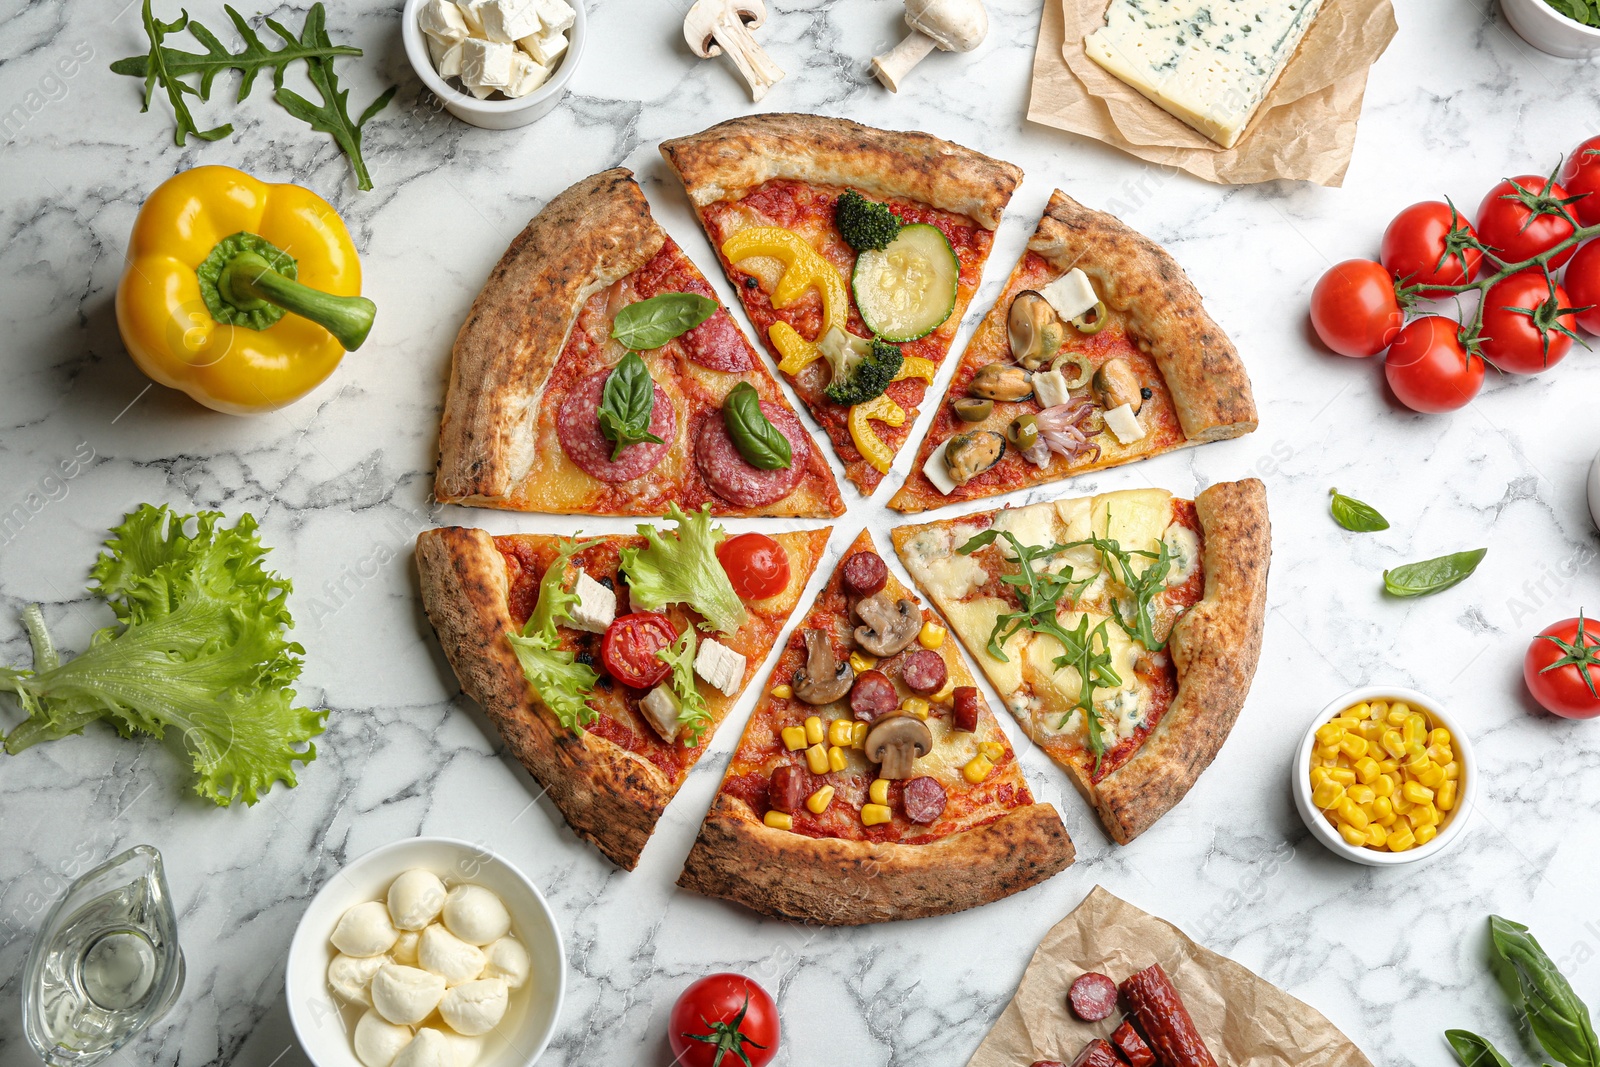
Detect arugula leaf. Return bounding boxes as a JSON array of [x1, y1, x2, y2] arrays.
[[596, 352, 666, 460], [270, 5, 395, 192], [657, 628, 712, 747], [722, 383, 792, 470], [136, 0, 232, 145], [1383, 549, 1487, 598], [620, 504, 747, 635], [1329, 488, 1390, 532], [1445, 1031, 1518, 1067], [506, 539, 598, 733], [1489, 915, 1600, 1067], [611, 293, 719, 350], [1055, 512, 1174, 651], [0, 505, 324, 806]]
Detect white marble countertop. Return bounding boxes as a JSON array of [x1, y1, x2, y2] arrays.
[[3, 1, 1599, 1064]]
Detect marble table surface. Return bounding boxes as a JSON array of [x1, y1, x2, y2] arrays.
[[3, 0, 1599, 1064]]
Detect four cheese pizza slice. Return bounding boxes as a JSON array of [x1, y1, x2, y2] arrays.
[[436, 167, 844, 518], [661, 114, 1022, 496], [889, 190, 1258, 514], [678, 529, 1075, 925], [891, 481, 1269, 844], [416, 508, 830, 869]]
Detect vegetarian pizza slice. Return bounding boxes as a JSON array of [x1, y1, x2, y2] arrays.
[[891, 480, 1270, 844], [435, 167, 844, 518], [416, 506, 830, 869], [678, 530, 1075, 925], [660, 114, 1023, 496], [889, 191, 1257, 513]]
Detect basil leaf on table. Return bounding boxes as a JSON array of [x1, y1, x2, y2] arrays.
[[597, 351, 664, 460], [1488, 915, 1600, 1067], [1383, 548, 1486, 597], [1444, 1030, 1518, 1067], [1329, 488, 1390, 532], [722, 383, 792, 470], [611, 293, 718, 350]]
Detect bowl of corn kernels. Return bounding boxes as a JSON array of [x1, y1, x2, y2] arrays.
[[1292, 686, 1477, 865]]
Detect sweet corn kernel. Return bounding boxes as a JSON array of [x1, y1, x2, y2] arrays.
[[806, 785, 835, 814], [1339, 823, 1368, 847], [1347, 701, 1371, 719], [1402, 781, 1434, 805], [764, 810, 793, 831], [1337, 799, 1370, 830], [1429, 727, 1452, 747], [1443, 760, 1461, 780], [1388, 826, 1416, 851], [869, 778, 890, 805], [1386, 707, 1408, 727], [852, 721, 869, 747], [930, 677, 956, 704], [1366, 823, 1388, 848], [771, 684, 793, 700], [848, 651, 877, 674], [1353, 756, 1380, 784], [1310, 766, 1332, 788], [1372, 773, 1396, 798], [918, 621, 947, 649], [1437, 779, 1458, 812], [781, 726, 807, 751], [963, 755, 995, 784], [1369, 699, 1390, 717], [1339, 734, 1369, 759], [1427, 744, 1454, 766], [805, 743, 830, 775], [1347, 784, 1376, 805], [1417, 764, 1446, 789], [1403, 753, 1433, 776], [1373, 796, 1394, 821], [1405, 740, 1427, 759], [901, 697, 930, 721], [1381, 730, 1406, 758], [828, 719, 855, 747], [1403, 714, 1428, 745], [1359, 720, 1385, 741], [1312, 781, 1346, 809], [1327, 767, 1356, 786], [804, 716, 824, 746], [827, 746, 847, 772], [1389, 701, 1411, 719], [1392, 792, 1414, 814], [1335, 715, 1361, 729], [979, 741, 1005, 762], [1378, 758, 1400, 774], [1415, 824, 1438, 845], [1316, 723, 1346, 746], [1407, 807, 1437, 831], [1316, 744, 1342, 761], [861, 803, 892, 826]]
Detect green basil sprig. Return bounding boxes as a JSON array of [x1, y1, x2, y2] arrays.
[[721, 383, 792, 470], [1445, 1030, 1516, 1067], [611, 293, 718, 350], [1490, 915, 1600, 1067], [1329, 488, 1390, 532], [597, 352, 664, 460], [1382, 548, 1486, 597]]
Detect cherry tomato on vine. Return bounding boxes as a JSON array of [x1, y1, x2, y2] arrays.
[[1524, 613, 1600, 719], [600, 612, 677, 689], [1310, 259, 1404, 358], [668, 973, 779, 1067], [1477, 175, 1580, 269], [1558, 136, 1600, 228], [1384, 316, 1484, 413], [1479, 271, 1580, 374], [716, 533, 791, 601], [1381, 201, 1484, 296], [1563, 239, 1600, 335]]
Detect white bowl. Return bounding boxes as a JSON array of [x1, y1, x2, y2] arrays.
[[1500, 0, 1600, 58], [286, 837, 565, 1066], [401, 0, 586, 129], [1291, 686, 1478, 867]]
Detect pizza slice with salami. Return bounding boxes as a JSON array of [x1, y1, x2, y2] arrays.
[[416, 506, 830, 869], [660, 114, 1023, 496], [435, 167, 844, 518], [891, 480, 1270, 844], [677, 529, 1075, 925], [889, 191, 1258, 514]]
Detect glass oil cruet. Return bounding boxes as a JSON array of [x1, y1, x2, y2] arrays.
[[21, 844, 185, 1066]]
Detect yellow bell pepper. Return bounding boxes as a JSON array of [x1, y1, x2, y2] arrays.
[[116, 166, 375, 415], [848, 394, 906, 473], [894, 356, 937, 383], [720, 227, 846, 376]]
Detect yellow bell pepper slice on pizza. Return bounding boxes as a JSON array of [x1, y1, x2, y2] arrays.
[[720, 227, 847, 376]]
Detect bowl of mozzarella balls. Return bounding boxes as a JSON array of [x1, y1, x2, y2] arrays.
[[401, 0, 584, 129], [286, 838, 564, 1067]]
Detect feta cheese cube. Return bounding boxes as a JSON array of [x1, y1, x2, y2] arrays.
[[532, 0, 575, 33], [639, 686, 682, 744], [694, 639, 747, 697], [473, 0, 542, 43], [566, 570, 615, 633], [516, 27, 568, 67], [1103, 402, 1145, 445], [1033, 369, 1072, 410], [1037, 268, 1098, 323], [427, 35, 464, 78], [418, 0, 470, 42], [455, 0, 488, 35], [459, 38, 516, 90], [505, 51, 551, 96]]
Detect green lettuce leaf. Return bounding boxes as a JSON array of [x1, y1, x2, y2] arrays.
[[0, 504, 324, 806], [507, 538, 598, 733], [657, 628, 711, 747], [619, 504, 746, 635]]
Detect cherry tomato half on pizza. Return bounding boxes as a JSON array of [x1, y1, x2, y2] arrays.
[[668, 973, 779, 1067], [717, 533, 791, 600], [1525, 614, 1600, 720], [600, 612, 678, 689]]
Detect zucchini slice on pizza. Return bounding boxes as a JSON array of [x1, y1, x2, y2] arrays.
[[660, 115, 1022, 496], [891, 480, 1269, 844], [889, 191, 1258, 514], [416, 507, 830, 869], [435, 167, 843, 518], [678, 529, 1075, 925]]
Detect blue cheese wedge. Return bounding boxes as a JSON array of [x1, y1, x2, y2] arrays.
[[694, 639, 746, 697], [1083, 0, 1327, 149], [567, 570, 615, 634]]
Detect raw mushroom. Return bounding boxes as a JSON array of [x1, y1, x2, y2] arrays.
[[684, 0, 785, 102], [863, 715, 934, 779], [791, 629, 854, 704], [871, 0, 989, 93], [853, 592, 922, 657]]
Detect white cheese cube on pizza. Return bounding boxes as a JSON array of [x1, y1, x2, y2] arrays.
[[473, 0, 542, 42], [922, 440, 957, 496], [459, 38, 516, 90], [427, 36, 465, 78], [567, 569, 615, 633], [418, 0, 471, 42], [532, 0, 575, 33], [1033, 369, 1072, 410], [639, 685, 682, 744], [1103, 402, 1145, 445], [517, 26, 568, 67], [693, 638, 746, 696], [505, 51, 551, 97], [1036, 268, 1098, 322]]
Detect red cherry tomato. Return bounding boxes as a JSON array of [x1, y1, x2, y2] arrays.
[[1558, 136, 1600, 227], [668, 973, 779, 1067], [1381, 201, 1484, 296], [716, 533, 791, 601], [1480, 270, 1579, 374], [1524, 614, 1600, 719], [1309, 259, 1404, 358], [1384, 316, 1484, 413], [1478, 175, 1579, 269], [1564, 239, 1600, 335], [599, 612, 677, 689]]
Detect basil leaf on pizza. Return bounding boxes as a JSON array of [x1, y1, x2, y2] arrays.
[[597, 351, 666, 460], [722, 383, 792, 471], [611, 292, 718, 350]]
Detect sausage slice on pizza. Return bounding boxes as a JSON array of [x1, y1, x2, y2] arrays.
[[891, 480, 1270, 844]]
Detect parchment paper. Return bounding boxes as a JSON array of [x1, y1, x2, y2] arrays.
[[1027, 0, 1398, 186], [965, 886, 1375, 1067]]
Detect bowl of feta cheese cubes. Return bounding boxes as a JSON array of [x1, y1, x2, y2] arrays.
[[286, 837, 565, 1066], [403, 0, 583, 128]]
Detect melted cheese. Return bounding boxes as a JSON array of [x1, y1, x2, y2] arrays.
[[1164, 524, 1201, 586], [990, 502, 1065, 562], [940, 596, 1029, 697], [915, 714, 982, 785], [1021, 611, 1146, 740], [1092, 488, 1173, 586], [900, 526, 988, 602]]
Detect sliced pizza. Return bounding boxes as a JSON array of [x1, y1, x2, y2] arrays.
[[435, 167, 844, 518], [889, 190, 1258, 514], [416, 507, 830, 869], [678, 529, 1075, 925], [890, 480, 1270, 844], [660, 114, 1023, 496]]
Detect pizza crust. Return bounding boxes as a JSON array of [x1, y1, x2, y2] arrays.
[[660, 113, 1022, 230], [677, 794, 1075, 925]]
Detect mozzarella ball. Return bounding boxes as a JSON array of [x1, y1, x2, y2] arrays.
[[391, 929, 422, 968], [482, 937, 530, 989], [332, 900, 400, 957], [370, 964, 447, 1026], [441, 885, 510, 946], [353, 1010, 413, 1067], [328, 952, 387, 1005], [438, 978, 509, 1036], [387, 870, 447, 931], [419, 923, 486, 986], [391, 1028, 453, 1067]]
